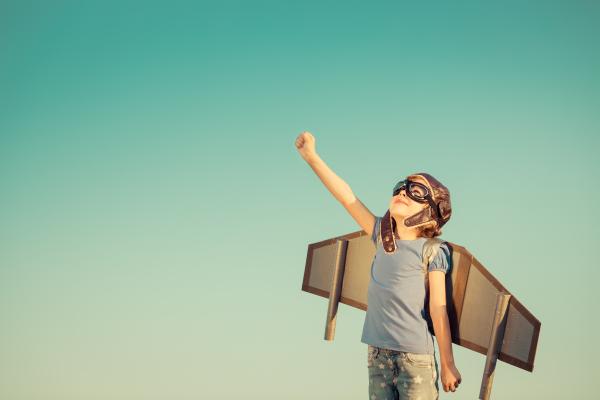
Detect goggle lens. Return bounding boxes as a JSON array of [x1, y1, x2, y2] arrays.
[[392, 180, 429, 201]]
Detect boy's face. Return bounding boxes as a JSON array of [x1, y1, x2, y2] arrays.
[[388, 176, 431, 223]]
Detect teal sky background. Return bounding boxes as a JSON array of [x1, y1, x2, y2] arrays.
[[1, 1, 599, 399]]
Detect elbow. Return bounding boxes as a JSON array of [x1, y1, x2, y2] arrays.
[[429, 304, 447, 317], [340, 193, 357, 207], [429, 305, 451, 329]]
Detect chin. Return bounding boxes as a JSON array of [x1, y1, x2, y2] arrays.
[[391, 203, 407, 211]]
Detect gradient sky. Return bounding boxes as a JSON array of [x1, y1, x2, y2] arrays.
[[1, 1, 599, 399]]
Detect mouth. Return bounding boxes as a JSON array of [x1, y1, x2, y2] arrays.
[[394, 199, 408, 206]]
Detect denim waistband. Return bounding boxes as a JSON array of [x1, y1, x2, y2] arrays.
[[369, 345, 433, 357]]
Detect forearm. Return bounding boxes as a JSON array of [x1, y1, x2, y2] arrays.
[[430, 305, 455, 367], [305, 153, 355, 205]]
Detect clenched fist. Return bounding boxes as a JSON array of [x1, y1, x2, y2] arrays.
[[441, 363, 462, 393], [295, 131, 317, 162]]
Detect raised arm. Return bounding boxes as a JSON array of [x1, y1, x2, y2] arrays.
[[295, 131, 375, 236]]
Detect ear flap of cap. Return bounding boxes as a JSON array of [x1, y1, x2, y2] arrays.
[[404, 206, 437, 228], [381, 210, 397, 254]]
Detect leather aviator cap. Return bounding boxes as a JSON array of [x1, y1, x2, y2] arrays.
[[379, 172, 452, 254]]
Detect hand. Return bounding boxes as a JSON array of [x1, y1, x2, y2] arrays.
[[441, 363, 462, 393], [295, 131, 317, 161]]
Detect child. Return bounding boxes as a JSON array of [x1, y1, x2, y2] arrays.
[[295, 131, 462, 399]]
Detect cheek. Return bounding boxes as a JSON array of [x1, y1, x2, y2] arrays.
[[411, 203, 427, 212]]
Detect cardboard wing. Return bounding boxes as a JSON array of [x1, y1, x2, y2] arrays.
[[301, 229, 541, 373]]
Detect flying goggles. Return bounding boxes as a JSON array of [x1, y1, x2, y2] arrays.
[[392, 179, 442, 223]]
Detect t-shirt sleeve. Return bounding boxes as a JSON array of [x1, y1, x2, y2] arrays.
[[371, 216, 382, 245], [427, 242, 451, 274]]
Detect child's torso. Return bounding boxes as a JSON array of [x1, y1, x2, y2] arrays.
[[361, 237, 435, 354]]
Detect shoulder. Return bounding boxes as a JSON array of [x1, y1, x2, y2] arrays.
[[421, 238, 447, 257], [423, 238, 450, 250], [425, 239, 451, 273]]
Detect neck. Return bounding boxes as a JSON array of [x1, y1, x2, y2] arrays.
[[394, 219, 421, 240]]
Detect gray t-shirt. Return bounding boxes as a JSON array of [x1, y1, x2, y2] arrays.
[[360, 216, 451, 355]]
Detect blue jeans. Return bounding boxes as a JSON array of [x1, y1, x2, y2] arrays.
[[367, 345, 440, 400]]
